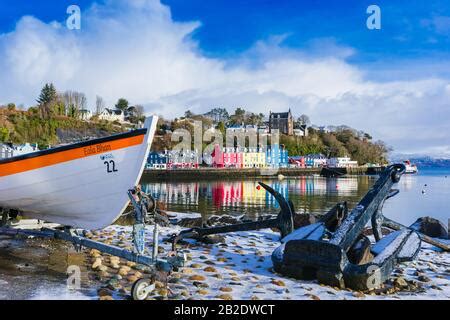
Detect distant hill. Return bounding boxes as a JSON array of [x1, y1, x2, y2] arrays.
[[410, 158, 450, 168], [390, 153, 450, 168]]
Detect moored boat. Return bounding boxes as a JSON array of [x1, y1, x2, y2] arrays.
[[403, 160, 418, 174], [0, 116, 158, 230]]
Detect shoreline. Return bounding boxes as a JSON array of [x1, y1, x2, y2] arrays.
[[0, 214, 448, 300], [142, 167, 376, 181]]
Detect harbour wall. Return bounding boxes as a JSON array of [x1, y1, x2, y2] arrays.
[[141, 166, 376, 181]]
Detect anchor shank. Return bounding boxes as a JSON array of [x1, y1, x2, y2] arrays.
[[329, 164, 405, 251]]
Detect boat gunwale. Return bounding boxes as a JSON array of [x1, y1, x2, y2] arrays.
[[0, 128, 147, 165]]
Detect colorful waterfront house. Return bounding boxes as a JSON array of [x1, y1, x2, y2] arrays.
[[304, 153, 327, 168], [266, 145, 278, 168], [211, 144, 224, 168], [327, 157, 358, 168], [12, 143, 39, 156], [167, 150, 200, 169], [243, 147, 266, 168], [304, 156, 314, 168], [266, 144, 289, 168], [147, 151, 168, 169], [288, 156, 305, 168], [222, 147, 243, 168], [314, 158, 327, 167], [0, 143, 14, 159]]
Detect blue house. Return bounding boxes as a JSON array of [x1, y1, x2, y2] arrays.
[[304, 153, 327, 168], [266, 144, 288, 168], [147, 151, 168, 169]]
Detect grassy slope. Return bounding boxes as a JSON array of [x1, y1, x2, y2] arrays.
[[0, 108, 126, 148]]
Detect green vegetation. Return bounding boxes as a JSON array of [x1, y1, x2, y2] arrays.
[[156, 107, 390, 165], [36, 83, 57, 105], [0, 83, 128, 148], [0, 127, 9, 142], [280, 127, 389, 165], [115, 98, 129, 111], [2, 85, 389, 165], [0, 108, 123, 148]]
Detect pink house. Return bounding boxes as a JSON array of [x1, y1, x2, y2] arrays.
[[211, 145, 243, 168], [223, 147, 243, 168], [212, 145, 224, 168]]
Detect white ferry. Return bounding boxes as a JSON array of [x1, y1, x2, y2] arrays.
[[403, 160, 418, 174]]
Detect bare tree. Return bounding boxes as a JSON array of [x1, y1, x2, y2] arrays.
[[297, 114, 311, 126], [61, 90, 87, 118], [62, 91, 74, 116], [95, 96, 105, 115], [134, 104, 145, 119]]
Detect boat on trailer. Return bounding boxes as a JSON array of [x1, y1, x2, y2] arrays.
[[0, 116, 158, 230]]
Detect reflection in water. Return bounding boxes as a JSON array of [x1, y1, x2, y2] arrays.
[[142, 169, 450, 226], [141, 176, 374, 219]]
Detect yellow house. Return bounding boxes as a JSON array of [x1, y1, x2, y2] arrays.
[[243, 148, 266, 168]]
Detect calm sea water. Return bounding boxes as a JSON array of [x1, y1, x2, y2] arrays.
[[141, 166, 450, 226]]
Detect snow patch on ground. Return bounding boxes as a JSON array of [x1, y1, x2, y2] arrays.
[[30, 285, 94, 300], [103, 223, 450, 300]]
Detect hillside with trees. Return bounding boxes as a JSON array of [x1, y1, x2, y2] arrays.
[[1, 85, 390, 164], [0, 83, 129, 148], [280, 127, 389, 165], [153, 108, 390, 165]]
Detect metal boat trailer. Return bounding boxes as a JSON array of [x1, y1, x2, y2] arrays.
[[0, 186, 185, 300]]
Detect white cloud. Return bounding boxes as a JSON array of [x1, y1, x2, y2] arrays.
[[0, 0, 449, 156]]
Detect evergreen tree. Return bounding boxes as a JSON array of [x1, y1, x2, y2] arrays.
[[115, 98, 129, 112], [37, 83, 57, 105], [36, 83, 58, 118]]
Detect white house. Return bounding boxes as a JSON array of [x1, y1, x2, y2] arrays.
[[0, 144, 14, 159], [327, 157, 358, 168], [313, 158, 327, 167], [79, 109, 92, 121], [13, 143, 39, 156], [294, 124, 308, 137], [98, 108, 125, 122], [0, 143, 38, 158]]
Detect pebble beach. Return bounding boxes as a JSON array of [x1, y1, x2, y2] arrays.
[[0, 210, 449, 300]]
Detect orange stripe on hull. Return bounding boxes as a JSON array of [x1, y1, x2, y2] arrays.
[[0, 135, 145, 177]]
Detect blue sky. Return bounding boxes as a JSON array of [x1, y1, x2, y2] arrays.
[[0, 0, 449, 156], [1, 0, 449, 64]]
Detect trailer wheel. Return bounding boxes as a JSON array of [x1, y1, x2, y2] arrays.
[[131, 279, 155, 301]]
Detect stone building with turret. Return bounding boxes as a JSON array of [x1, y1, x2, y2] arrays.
[[269, 109, 294, 135]]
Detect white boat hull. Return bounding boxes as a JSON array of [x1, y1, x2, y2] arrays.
[[0, 116, 158, 230], [405, 165, 418, 174]]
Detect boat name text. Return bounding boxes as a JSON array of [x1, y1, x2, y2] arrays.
[[84, 144, 112, 156]]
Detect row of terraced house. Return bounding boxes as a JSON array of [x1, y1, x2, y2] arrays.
[[146, 144, 289, 170]]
